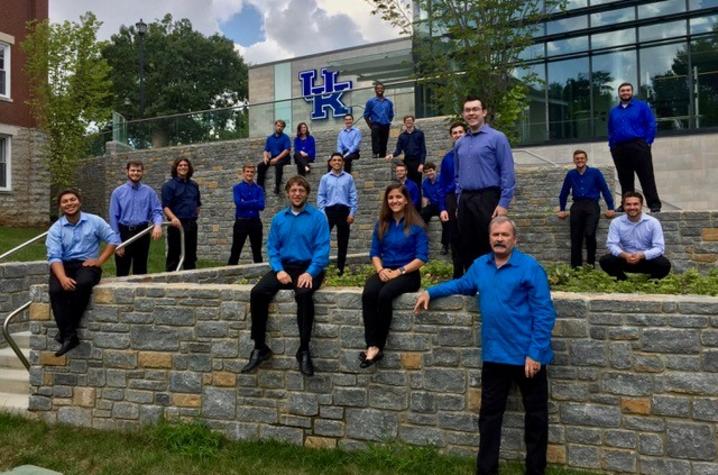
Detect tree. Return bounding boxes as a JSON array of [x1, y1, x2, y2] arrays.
[[101, 14, 248, 147], [365, 0, 562, 141], [22, 13, 112, 187]]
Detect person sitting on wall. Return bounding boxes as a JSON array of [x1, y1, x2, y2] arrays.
[[385, 114, 427, 192], [228, 163, 265, 265], [161, 158, 201, 271], [241, 175, 330, 377], [599, 191, 671, 280], [257, 119, 292, 195], [335, 113, 361, 174], [393, 161, 421, 210], [419, 162, 449, 254], [361, 183, 428, 368], [46, 188, 120, 356], [293, 122, 315, 176]]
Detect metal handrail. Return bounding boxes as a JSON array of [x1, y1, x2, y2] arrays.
[[2, 301, 31, 371], [116, 221, 185, 272], [0, 231, 49, 262]]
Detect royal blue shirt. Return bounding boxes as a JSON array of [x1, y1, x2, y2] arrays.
[[294, 135, 316, 162], [233, 180, 265, 219], [161, 177, 201, 220], [267, 205, 330, 278], [317, 171, 358, 217], [437, 150, 457, 212], [363, 96, 394, 125], [109, 181, 164, 233], [454, 125, 516, 209], [392, 129, 427, 163], [265, 132, 292, 158], [422, 177, 442, 207], [46, 212, 121, 264], [608, 99, 657, 149], [370, 219, 429, 269], [400, 179, 421, 210], [336, 127, 362, 155], [428, 249, 556, 365], [558, 166, 615, 211]]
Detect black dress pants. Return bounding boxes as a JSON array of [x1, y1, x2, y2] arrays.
[[361, 271, 420, 349], [250, 263, 325, 351], [257, 156, 290, 193], [228, 217, 263, 264], [610, 139, 661, 210], [477, 362, 549, 475], [458, 188, 501, 271], [115, 223, 151, 276], [294, 152, 312, 176], [445, 192, 463, 278], [49, 261, 102, 341], [420, 203, 449, 248], [166, 218, 197, 271], [569, 200, 601, 268], [371, 123, 390, 156], [325, 204, 351, 274], [404, 157, 423, 192], [599, 253, 671, 280]]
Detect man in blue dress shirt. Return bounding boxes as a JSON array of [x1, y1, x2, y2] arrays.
[[363, 82, 394, 158], [599, 191, 671, 280], [415, 217, 556, 475], [438, 122, 466, 278], [228, 164, 265, 265], [455, 96, 516, 272], [386, 115, 427, 191], [46, 189, 121, 356], [419, 162, 448, 253], [335, 114, 361, 174], [242, 176, 330, 376], [557, 150, 615, 268], [161, 158, 201, 271], [257, 119, 292, 194], [608, 82, 661, 212], [317, 153, 358, 275], [109, 160, 164, 276], [394, 162, 420, 210]]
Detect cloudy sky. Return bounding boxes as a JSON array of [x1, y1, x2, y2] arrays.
[[50, 0, 403, 65]]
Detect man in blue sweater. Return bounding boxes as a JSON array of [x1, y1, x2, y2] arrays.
[[228, 164, 265, 264], [415, 217, 556, 475], [557, 150, 615, 268], [608, 82, 661, 212], [242, 176, 330, 376]]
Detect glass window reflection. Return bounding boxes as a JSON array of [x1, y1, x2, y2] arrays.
[[546, 15, 588, 35], [591, 28, 636, 49], [640, 20, 687, 42], [516, 64, 548, 143], [592, 51, 638, 136], [546, 36, 589, 56], [690, 0, 718, 10], [548, 57, 591, 139], [640, 43, 690, 130], [690, 35, 718, 127], [591, 7, 635, 28], [690, 15, 718, 34], [639, 0, 685, 19]]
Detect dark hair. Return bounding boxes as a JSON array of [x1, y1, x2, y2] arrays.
[[617, 82, 633, 91], [449, 122, 466, 134], [395, 162, 407, 171], [622, 191, 644, 205], [274, 119, 286, 127], [242, 163, 256, 171], [374, 81, 384, 88], [126, 160, 144, 170], [171, 158, 194, 179], [463, 95, 487, 110], [573, 149, 588, 159], [424, 162, 436, 171], [285, 175, 311, 194], [296, 122, 310, 137], [56, 188, 81, 206], [329, 152, 344, 161], [403, 114, 415, 122], [343, 113, 354, 121], [377, 183, 425, 240]]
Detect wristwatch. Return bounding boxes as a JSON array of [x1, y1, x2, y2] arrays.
[[400, 266, 406, 275]]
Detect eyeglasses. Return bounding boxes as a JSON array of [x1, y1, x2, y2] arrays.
[[463, 107, 483, 113]]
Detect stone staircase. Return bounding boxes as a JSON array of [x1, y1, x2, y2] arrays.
[[0, 331, 30, 412]]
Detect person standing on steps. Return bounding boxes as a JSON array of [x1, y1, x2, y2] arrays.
[[438, 122, 466, 278], [228, 163, 265, 265], [161, 158, 201, 271], [364, 81, 394, 158]]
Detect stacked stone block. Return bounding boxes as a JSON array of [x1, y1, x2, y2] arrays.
[[0, 261, 47, 345]]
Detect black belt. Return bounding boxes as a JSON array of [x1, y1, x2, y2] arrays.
[[462, 187, 500, 194], [120, 222, 149, 231]]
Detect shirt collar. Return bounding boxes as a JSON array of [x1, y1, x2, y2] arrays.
[[623, 212, 649, 224], [342, 127, 356, 133], [60, 212, 87, 227], [127, 180, 141, 189], [466, 124, 490, 136], [173, 176, 189, 183], [330, 170, 346, 177], [486, 249, 520, 268], [283, 205, 308, 216]]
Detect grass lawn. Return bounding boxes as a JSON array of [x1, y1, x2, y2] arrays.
[[0, 226, 222, 274], [0, 413, 600, 475]]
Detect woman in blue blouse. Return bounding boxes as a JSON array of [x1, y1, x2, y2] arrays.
[[293, 122, 316, 176], [361, 183, 428, 368]]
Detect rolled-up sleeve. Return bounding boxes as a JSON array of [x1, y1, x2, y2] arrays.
[[46, 225, 63, 264]]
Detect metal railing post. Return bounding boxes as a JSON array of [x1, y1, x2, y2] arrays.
[[114, 221, 185, 272], [2, 301, 31, 371]]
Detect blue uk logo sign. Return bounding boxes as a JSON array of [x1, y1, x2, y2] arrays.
[[298, 68, 353, 120]]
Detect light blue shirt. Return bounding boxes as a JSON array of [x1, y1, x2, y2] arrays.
[[317, 171, 358, 217], [336, 127, 362, 155], [109, 181, 164, 233], [606, 213, 665, 261], [46, 212, 121, 264]]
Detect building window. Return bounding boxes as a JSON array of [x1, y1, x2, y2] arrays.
[[0, 135, 9, 190], [0, 42, 9, 99]]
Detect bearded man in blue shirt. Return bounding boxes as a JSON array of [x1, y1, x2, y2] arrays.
[[241, 175, 330, 376], [415, 217, 556, 475]]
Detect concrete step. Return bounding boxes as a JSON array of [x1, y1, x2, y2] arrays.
[[8, 331, 31, 348], [1, 465, 63, 475], [0, 391, 28, 412], [0, 368, 29, 394], [0, 346, 29, 370]]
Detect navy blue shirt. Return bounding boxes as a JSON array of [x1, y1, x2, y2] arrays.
[[392, 129, 427, 163], [400, 179, 421, 210], [422, 177, 441, 207], [265, 133, 292, 158], [370, 219, 429, 269], [233, 181, 265, 219], [558, 166, 615, 211], [161, 177, 201, 219], [294, 135, 316, 162], [608, 99, 656, 149], [437, 150, 457, 212], [267, 205, 330, 278]]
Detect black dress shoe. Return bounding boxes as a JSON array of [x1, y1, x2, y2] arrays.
[[359, 350, 384, 369], [55, 336, 79, 357], [240, 347, 272, 373], [650, 207, 661, 213], [296, 350, 314, 376], [358, 351, 367, 362], [54, 333, 63, 344]]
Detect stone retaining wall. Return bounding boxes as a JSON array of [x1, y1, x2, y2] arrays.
[[0, 261, 47, 345], [26, 277, 718, 474]]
